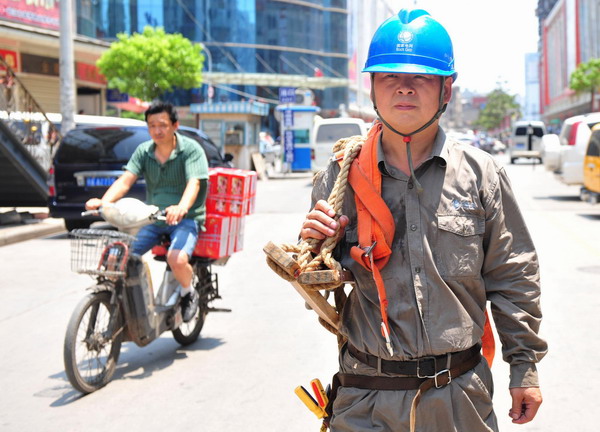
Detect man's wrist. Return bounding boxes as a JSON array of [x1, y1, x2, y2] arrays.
[[509, 362, 539, 388]]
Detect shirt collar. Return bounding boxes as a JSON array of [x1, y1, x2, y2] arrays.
[[148, 132, 181, 161], [377, 126, 449, 177]]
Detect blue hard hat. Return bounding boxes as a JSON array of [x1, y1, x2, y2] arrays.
[[363, 9, 457, 81]]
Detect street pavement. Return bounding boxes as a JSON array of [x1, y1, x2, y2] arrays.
[[0, 158, 599, 431]]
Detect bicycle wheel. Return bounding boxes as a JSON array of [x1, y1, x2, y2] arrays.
[[172, 266, 210, 345], [63, 291, 123, 393]]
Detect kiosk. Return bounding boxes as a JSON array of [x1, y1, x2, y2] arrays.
[[276, 104, 320, 172]]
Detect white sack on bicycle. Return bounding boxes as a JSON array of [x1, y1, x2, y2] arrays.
[[102, 198, 159, 231]]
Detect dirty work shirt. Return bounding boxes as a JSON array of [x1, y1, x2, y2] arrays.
[[311, 128, 548, 432], [125, 132, 209, 224]]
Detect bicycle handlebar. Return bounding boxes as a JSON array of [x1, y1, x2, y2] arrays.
[[81, 207, 167, 221]]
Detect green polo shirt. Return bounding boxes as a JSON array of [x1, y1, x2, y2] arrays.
[[125, 132, 209, 224]]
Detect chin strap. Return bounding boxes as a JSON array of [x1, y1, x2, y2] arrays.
[[371, 75, 448, 193]]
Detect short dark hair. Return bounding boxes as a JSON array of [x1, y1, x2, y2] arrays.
[[144, 101, 178, 124]]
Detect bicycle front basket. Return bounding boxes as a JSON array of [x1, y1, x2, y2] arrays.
[[70, 228, 136, 277]]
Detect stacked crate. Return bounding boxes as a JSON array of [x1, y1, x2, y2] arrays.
[[194, 168, 257, 259]]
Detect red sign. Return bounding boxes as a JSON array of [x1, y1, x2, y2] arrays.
[[76, 62, 106, 84], [0, 0, 60, 31], [0, 49, 19, 71]]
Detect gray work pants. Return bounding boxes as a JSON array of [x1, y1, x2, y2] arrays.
[[330, 348, 499, 432]]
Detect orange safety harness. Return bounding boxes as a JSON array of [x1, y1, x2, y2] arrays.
[[340, 122, 496, 365]]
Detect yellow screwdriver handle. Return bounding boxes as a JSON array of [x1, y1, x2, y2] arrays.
[[311, 378, 329, 407], [294, 386, 326, 419]]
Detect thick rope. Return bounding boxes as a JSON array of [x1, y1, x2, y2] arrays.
[[297, 136, 363, 281], [265, 135, 365, 336]]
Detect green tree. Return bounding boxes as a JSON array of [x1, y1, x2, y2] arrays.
[[569, 58, 600, 112], [97, 26, 204, 102], [474, 87, 520, 132]]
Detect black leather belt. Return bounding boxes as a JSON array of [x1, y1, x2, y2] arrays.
[[347, 343, 481, 377]]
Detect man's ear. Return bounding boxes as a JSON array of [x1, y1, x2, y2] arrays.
[[443, 77, 453, 104]]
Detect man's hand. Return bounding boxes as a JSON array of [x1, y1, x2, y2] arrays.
[[509, 387, 543, 424], [85, 198, 103, 210], [300, 199, 348, 241], [165, 204, 188, 225]]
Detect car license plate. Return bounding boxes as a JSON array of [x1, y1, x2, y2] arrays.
[[85, 177, 117, 187]]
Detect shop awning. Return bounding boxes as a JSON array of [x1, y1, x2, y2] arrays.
[[108, 97, 149, 114]]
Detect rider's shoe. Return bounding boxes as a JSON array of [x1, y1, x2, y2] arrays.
[[181, 289, 199, 322]]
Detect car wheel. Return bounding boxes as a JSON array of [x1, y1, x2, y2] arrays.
[[64, 219, 92, 231], [510, 158, 516, 164]]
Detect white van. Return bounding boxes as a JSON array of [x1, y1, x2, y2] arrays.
[[508, 120, 546, 163], [311, 117, 368, 172]]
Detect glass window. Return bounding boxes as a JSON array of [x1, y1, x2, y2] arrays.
[[225, 122, 245, 146], [56, 126, 150, 163], [587, 131, 600, 157], [201, 121, 223, 149], [316, 124, 362, 143]]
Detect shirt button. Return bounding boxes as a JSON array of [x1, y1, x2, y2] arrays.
[[410, 224, 417, 231], [408, 182, 414, 189], [415, 267, 421, 273]]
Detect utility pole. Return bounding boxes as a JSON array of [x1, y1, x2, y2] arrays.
[[59, 0, 76, 134]]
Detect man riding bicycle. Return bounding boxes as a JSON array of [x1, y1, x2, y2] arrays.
[[86, 101, 209, 322]]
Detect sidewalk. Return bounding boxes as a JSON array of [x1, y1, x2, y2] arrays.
[[0, 208, 65, 247]]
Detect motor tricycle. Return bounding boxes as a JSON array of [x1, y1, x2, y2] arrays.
[[63, 198, 230, 393]]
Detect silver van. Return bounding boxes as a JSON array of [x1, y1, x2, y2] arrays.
[[311, 117, 368, 172], [509, 120, 546, 164]]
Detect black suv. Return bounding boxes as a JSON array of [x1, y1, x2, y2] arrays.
[[49, 124, 232, 231]]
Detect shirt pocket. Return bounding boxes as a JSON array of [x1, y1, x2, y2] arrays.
[[435, 214, 485, 277]]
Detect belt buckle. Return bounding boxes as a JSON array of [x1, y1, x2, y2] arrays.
[[433, 368, 452, 389], [416, 356, 436, 379], [417, 353, 453, 388], [362, 241, 377, 257]]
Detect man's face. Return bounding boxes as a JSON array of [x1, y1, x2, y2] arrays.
[[372, 72, 452, 134], [147, 111, 178, 146]]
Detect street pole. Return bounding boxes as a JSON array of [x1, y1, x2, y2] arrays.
[[59, 0, 76, 134], [199, 43, 213, 104]]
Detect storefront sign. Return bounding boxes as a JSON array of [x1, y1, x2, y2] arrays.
[[283, 109, 294, 127], [76, 62, 106, 84], [279, 87, 296, 104], [106, 88, 129, 103], [0, 0, 60, 31], [0, 49, 19, 71], [284, 129, 294, 163]]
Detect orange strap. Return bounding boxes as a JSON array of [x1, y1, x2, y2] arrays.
[[482, 309, 496, 366], [340, 122, 496, 363], [346, 124, 396, 354]]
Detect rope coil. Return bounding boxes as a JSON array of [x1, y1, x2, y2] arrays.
[[265, 135, 365, 336]]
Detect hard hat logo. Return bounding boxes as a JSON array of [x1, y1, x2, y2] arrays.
[[397, 31, 413, 44], [363, 8, 457, 82]]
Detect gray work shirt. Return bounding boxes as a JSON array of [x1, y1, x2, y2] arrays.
[[311, 127, 548, 387]]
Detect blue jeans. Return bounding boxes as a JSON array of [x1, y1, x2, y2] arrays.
[[132, 219, 198, 258]]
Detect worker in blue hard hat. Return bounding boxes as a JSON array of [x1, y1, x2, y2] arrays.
[[300, 9, 547, 432]]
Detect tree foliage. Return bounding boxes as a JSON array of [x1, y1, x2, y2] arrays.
[[474, 88, 520, 131], [569, 58, 600, 112], [97, 27, 204, 101]]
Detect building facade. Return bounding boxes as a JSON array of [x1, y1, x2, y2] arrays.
[[0, 0, 351, 121], [538, 0, 600, 124], [524, 52, 541, 121]]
